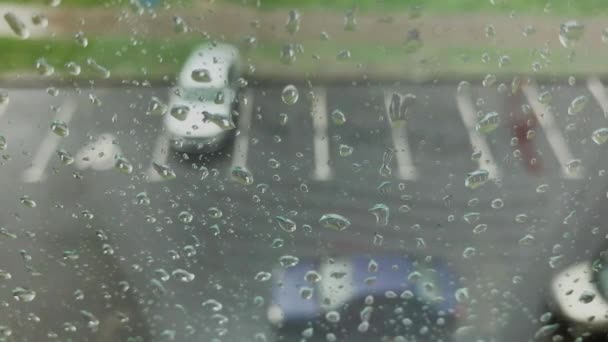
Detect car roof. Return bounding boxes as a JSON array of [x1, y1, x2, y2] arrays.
[[178, 42, 239, 88]]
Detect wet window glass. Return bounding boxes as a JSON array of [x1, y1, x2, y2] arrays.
[[2, 0, 608, 341]]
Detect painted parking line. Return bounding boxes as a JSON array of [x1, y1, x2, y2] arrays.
[[383, 90, 418, 180], [311, 87, 332, 181], [587, 76, 608, 118], [23, 97, 78, 183], [145, 131, 170, 182], [455, 87, 502, 179], [522, 81, 583, 179], [231, 89, 254, 170]]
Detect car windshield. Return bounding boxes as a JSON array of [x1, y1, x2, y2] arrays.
[[4, 0, 608, 341]]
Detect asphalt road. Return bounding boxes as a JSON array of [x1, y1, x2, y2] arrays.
[[0, 78, 608, 341]]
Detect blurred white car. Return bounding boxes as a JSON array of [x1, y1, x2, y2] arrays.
[[164, 42, 241, 152], [543, 248, 608, 340]]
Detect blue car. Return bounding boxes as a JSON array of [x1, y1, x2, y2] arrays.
[[268, 254, 466, 341]]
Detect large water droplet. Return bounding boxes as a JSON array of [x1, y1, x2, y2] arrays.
[[319, 213, 351, 231], [568, 95, 588, 115], [281, 85, 299, 105], [475, 112, 499, 134], [559, 20, 585, 48], [170, 105, 189, 121], [231, 166, 254, 185], [114, 156, 133, 174], [275, 216, 296, 232], [279, 255, 299, 268], [171, 268, 195, 282], [152, 162, 176, 180], [4, 13, 29, 39], [331, 109, 346, 125], [325, 311, 341, 323], [285, 9, 300, 35], [369, 204, 389, 226], [191, 69, 211, 83], [465, 169, 489, 189], [12, 287, 36, 302], [592, 128, 608, 145], [254, 271, 272, 282], [50, 120, 69, 137], [20, 195, 36, 208], [147, 97, 167, 116]]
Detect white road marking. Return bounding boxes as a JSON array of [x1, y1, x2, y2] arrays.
[[75, 133, 122, 171], [455, 88, 502, 179], [23, 98, 78, 183], [231, 89, 254, 170], [383, 90, 418, 180], [522, 81, 583, 179], [587, 76, 608, 118], [311, 87, 332, 181], [145, 131, 170, 182]]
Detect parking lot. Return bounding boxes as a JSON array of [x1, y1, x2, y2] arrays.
[[1, 77, 608, 340]]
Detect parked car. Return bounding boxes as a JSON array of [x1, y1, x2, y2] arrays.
[[268, 254, 466, 341], [164, 42, 241, 152]]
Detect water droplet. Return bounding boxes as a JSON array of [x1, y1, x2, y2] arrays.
[[208, 207, 222, 219], [231, 166, 254, 185], [0, 136, 6, 151], [465, 169, 489, 189], [202, 299, 223, 312], [579, 290, 596, 304], [31, 13, 47, 27], [152, 162, 176, 180], [536, 184, 549, 193], [4, 13, 29, 39], [534, 324, 560, 338], [65, 61, 81, 76], [473, 223, 488, 234], [12, 287, 36, 302], [369, 203, 389, 226], [559, 20, 585, 48], [147, 96, 167, 116], [373, 233, 384, 246], [515, 213, 528, 223], [305, 270, 321, 283], [0, 269, 12, 280], [331, 109, 346, 125], [170, 105, 189, 121], [281, 85, 299, 105], [566, 159, 582, 174], [319, 213, 351, 231], [300, 286, 313, 300], [20, 195, 36, 208], [74, 31, 88, 47], [80, 310, 99, 330], [339, 144, 353, 157], [173, 15, 188, 33], [592, 128, 608, 145], [36, 58, 54, 76], [114, 156, 133, 174], [379, 148, 394, 177], [254, 271, 272, 282], [482, 74, 497, 87], [275, 216, 296, 232], [337, 49, 352, 60], [568, 95, 588, 115], [463, 212, 480, 224], [462, 247, 476, 259], [268, 158, 280, 169], [280, 44, 296, 65], [135, 192, 150, 205], [344, 9, 357, 31], [491, 198, 504, 209], [475, 112, 499, 134], [279, 255, 299, 268], [549, 255, 564, 269], [537, 90, 552, 104], [387, 93, 415, 127], [285, 9, 300, 34], [171, 268, 195, 282], [178, 211, 193, 223], [50, 120, 69, 137], [86, 58, 110, 79], [325, 310, 340, 323], [191, 69, 211, 82], [455, 287, 469, 303]]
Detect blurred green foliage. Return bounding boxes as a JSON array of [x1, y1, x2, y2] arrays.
[[231, 0, 608, 15]]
